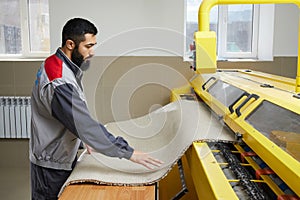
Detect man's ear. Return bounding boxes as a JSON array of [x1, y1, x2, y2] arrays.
[[65, 39, 75, 51]]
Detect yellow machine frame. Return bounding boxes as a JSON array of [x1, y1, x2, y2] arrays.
[[189, 71, 300, 197], [171, 0, 300, 199]]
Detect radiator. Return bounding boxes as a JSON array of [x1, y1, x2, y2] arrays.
[[0, 96, 31, 138]]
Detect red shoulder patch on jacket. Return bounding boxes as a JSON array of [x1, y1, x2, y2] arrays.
[[44, 55, 63, 81]]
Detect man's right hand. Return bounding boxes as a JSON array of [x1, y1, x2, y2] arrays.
[[129, 150, 163, 170]]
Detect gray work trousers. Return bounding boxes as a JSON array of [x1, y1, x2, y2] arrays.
[[30, 159, 76, 200]]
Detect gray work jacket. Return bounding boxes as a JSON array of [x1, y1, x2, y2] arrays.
[[29, 48, 133, 170]]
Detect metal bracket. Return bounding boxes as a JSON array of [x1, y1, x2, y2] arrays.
[[292, 93, 300, 99], [235, 94, 259, 117], [171, 158, 188, 200], [235, 132, 243, 143], [228, 92, 250, 113], [260, 83, 274, 88], [201, 77, 216, 90]]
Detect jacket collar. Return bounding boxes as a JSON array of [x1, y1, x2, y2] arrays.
[[55, 48, 83, 78]]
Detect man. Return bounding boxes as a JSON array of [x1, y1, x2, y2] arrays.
[[30, 18, 162, 200]]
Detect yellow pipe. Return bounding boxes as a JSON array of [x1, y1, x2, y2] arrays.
[[198, 0, 300, 31], [198, 0, 300, 92], [297, 18, 300, 92]]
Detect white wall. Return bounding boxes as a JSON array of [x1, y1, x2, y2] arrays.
[[49, 1, 299, 57], [273, 4, 299, 56], [49, 0, 184, 56]]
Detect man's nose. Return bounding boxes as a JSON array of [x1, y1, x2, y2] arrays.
[[90, 48, 95, 57]]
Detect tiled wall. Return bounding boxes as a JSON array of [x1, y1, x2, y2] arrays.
[[0, 139, 30, 167], [0, 56, 298, 168], [0, 61, 41, 96], [85, 56, 298, 124], [218, 57, 297, 79], [0, 56, 297, 125], [86, 56, 194, 124]]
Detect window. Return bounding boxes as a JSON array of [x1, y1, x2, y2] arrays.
[[185, 0, 259, 60], [0, 0, 50, 58]]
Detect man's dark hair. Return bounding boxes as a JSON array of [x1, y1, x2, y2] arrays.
[[62, 18, 98, 47]]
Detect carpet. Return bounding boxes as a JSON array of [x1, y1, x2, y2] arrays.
[[59, 100, 235, 196]]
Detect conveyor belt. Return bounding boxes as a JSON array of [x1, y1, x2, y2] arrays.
[[215, 142, 267, 199], [198, 141, 299, 199]]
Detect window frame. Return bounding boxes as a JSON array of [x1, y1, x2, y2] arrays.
[[184, 1, 263, 61], [218, 5, 259, 59], [0, 0, 50, 59]]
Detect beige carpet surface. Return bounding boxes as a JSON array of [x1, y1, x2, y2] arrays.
[[59, 100, 235, 196]]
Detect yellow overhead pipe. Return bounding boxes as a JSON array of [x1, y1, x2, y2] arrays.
[[198, 0, 300, 31], [198, 0, 300, 93]]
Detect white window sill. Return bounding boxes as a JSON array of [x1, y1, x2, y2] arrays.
[[183, 56, 274, 63], [218, 58, 273, 62], [0, 57, 46, 62]]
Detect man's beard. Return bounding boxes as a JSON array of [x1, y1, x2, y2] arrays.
[[71, 47, 91, 71], [71, 47, 84, 67]]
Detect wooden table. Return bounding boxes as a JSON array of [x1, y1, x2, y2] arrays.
[[59, 184, 156, 200]]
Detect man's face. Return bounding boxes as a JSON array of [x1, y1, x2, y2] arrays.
[[71, 33, 97, 70]]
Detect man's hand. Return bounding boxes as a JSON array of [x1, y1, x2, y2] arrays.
[[129, 150, 163, 170], [85, 144, 94, 154]]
